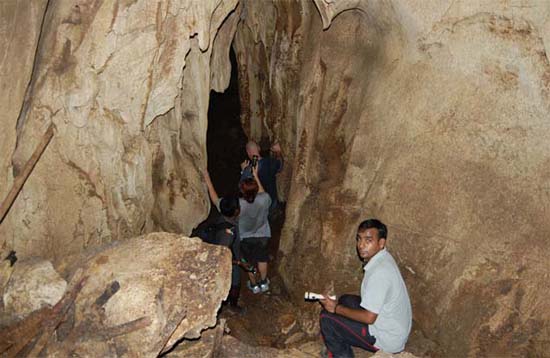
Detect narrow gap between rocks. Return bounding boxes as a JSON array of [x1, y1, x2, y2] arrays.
[[201, 48, 301, 350]]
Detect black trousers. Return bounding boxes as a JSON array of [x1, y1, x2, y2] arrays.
[[320, 294, 378, 358]]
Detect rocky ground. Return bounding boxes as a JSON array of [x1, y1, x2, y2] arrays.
[[218, 274, 441, 357], [168, 268, 441, 358], [168, 208, 442, 358]]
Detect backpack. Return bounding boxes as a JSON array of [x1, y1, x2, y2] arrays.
[[191, 221, 235, 245]]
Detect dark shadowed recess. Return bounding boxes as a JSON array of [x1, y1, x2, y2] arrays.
[[206, 48, 247, 198]]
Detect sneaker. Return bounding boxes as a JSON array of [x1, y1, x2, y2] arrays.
[[259, 278, 270, 293], [247, 280, 261, 294]]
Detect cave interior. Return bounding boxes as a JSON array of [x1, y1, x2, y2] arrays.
[[1, 0, 549, 357]]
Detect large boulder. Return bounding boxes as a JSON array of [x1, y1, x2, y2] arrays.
[[2, 258, 67, 320], [43, 233, 231, 357]]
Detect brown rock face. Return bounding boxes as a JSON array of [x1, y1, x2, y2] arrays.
[[0, 0, 239, 264], [0, 1, 49, 203], [234, 0, 550, 356]]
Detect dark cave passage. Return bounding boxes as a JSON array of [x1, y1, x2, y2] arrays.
[[206, 48, 247, 197], [204, 46, 285, 256], [202, 48, 293, 349]]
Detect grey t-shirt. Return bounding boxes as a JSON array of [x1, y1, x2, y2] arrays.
[[360, 249, 412, 353], [238, 192, 271, 239]]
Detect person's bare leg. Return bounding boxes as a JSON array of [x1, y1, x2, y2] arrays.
[[258, 262, 268, 281]]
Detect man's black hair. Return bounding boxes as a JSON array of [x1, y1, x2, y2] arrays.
[[219, 196, 240, 217], [357, 219, 388, 240]]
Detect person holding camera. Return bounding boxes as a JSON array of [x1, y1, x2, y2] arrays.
[[318, 219, 412, 357], [238, 164, 272, 294], [240, 140, 283, 215]]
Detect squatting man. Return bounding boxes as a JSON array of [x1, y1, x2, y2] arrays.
[[317, 219, 412, 357]]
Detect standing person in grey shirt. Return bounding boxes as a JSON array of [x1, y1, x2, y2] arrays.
[[239, 164, 272, 294]]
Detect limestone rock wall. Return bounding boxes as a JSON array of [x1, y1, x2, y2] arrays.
[[0, 0, 49, 231], [234, 0, 550, 355], [0, 0, 238, 265]]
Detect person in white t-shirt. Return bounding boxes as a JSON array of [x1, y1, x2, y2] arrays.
[[319, 219, 412, 357]]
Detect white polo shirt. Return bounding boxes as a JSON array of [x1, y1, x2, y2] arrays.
[[360, 249, 412, 353]]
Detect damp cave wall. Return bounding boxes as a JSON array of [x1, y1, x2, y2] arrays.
[[233, 0, 550, 356]]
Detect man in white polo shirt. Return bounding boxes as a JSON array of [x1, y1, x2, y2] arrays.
[[319, 219, 412, 357]]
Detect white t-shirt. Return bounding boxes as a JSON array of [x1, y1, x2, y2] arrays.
[[360, 249, 412, 353]]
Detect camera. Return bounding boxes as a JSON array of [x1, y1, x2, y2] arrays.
[[251, 155, 258, 168]]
